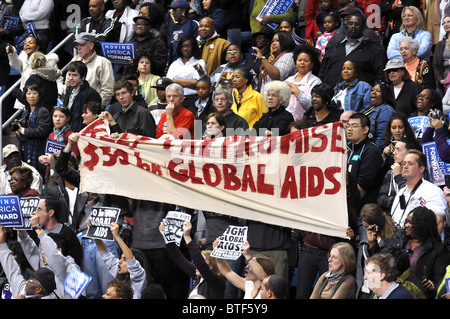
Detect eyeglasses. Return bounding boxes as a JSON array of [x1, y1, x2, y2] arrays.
[[53, 104, 68, 110], [417, 94, 431, 100], [226, 49, 240, 54], [346, 124, 362, 129], [23, 40, 36, 46], [27, 279, 42, 288]]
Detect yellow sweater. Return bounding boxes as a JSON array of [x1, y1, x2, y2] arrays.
[[231, 85, 268, 129], [139, 73, 160, 106]]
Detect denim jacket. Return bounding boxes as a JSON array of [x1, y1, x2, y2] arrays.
[[364, 103, 396, 148], [332, 79, 372, 113]]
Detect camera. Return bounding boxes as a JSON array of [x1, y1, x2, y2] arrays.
[[193, 63, 206, 78], [10, 119, 26, 132], [429, 109, 442, 119]]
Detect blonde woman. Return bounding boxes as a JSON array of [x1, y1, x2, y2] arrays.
[[310, 242, 357, 299], [387, 6, 432, 62]]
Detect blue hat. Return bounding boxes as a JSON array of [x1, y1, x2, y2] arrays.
[[169, 0, 189, 9]]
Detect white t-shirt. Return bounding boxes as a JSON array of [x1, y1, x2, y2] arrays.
[[390, 179, 447, 227], [66, 186, 78, 224], [243, 280, 261, 299]]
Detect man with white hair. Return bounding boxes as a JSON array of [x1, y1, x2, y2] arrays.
[[155, 83, 195, 139]]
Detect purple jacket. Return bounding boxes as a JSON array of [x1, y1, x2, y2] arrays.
[[421, 127, 450, 162]]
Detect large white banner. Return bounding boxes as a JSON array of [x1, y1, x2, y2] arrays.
[[78, 119, 349, 238]]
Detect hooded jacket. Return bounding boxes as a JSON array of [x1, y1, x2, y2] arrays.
[[21, 65, 62, 111], [7, 48, 60, 109]]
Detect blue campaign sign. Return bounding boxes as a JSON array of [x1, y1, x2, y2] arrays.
[[422, 140, 450, 185], [14, 197, 40, 230], [256, 0, 295, 30], [100, 42, 135, 64], [408, 116, 429, 139], [0, 195, 24, 228], [0, 15, 20, 29], [45, 138, 66, 155], [64, 268, 92, 299], [15, 22, 36, 52]]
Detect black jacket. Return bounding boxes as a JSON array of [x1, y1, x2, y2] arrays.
[[63, 80, 102, 132], [17, 66, 61, 112], [382, 229, 450, 298], [252, 106, 294, 136], [302, 106, 342, 128], [390, 80, 420, 117], [319, 31, 386, 87], [117, 33, 168, 78], [112, 102, 156, 138], [186, 96, 217, 135], [347, 137, 384, 206], [53, 150, 130, 234]]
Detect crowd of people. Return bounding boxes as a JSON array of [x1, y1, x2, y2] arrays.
[[0, 0, 450, 300]]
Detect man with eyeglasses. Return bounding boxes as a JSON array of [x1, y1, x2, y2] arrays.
[[25, 196, 83, 266], [210, 44, 243, 88], [0, 144, 42, 195], [0, 226, 57, 298], [119, 15, 167, 78], [346, 113, 383, 209], [319, 8, 385, 87]]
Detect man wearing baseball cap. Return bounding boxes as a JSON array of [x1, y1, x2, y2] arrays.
[[0, 144, 42, 195], [149, 78, 174, 125], [71, 32, 115, 107]]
